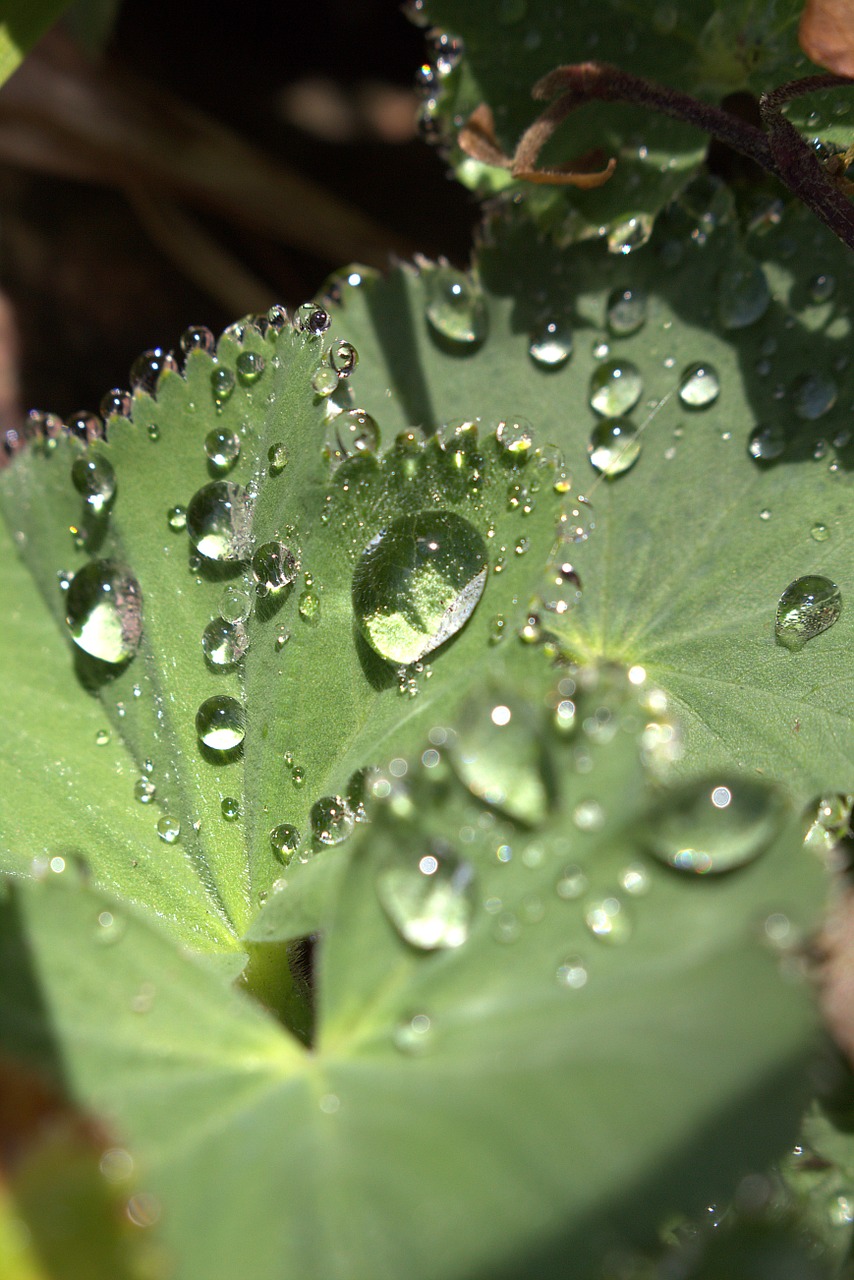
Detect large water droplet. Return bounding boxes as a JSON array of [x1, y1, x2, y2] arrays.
[[236, 351, 265, 385], [100, 388, 132, 420], [202, 617, 248, 667], [376, 840, 476, 949], [130, 348, 177, 395], [588, 418, 641, 477], [792, 372, 837, 421], [642, 776, 786, 874], [352, 511, 488, 664], [186, 481, 251, 562], [65, 561, 142, 664], [529, 319, 573, 367], [195, 695, 245, 752], [589, 359, 642, 416], [678, 362, 720, 408], [269, 823, 301, 862], [157, 816, 181, 844], [323, 409, 380, 465], [310, 795, 355, 846], [607, 213, 653, 255], [495, 417, 534, 457], [450, 694, 550, 824], [424, 266, 487, 345], [210, 367, 236, 406], [311, 365, 339, 397], [71, 455, 117, 514], [606, 287, 647, 336], [252, 541, 298, 594], [716, 256, 770, 329], [204, 428, 241, 473], [748, 423, 786, 462], [180, 325, 215, 355], [775, 575, 841, 650], [327, 340, 359, 376]]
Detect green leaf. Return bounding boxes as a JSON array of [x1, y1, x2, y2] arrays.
[[0, 662, 826, 1280], [331, 193, 854, 806], [421, 0, 854, 243], [0, 0, 71, 89]]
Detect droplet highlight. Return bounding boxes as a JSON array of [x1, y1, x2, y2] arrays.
[[376, 841, 476, 950], [186, 481, 251, 562], [589, 359, 642, 416], [195, 695, 246, 752]]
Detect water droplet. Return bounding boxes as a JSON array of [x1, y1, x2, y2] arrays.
[[180, 325, 216, 355], [323, 409, 380, 464], [606, 287, 647, 336], [529, 319, 573, 367], [186, 481, 251, 562], [311, 365, 339, 397], [328, 340, 359, 376], [65, 561, 143, 664], [607, 213, 653, 255], [810, 522, 830, 542], [619, 863, 650, 895], [589, 359, 642, 416], [298, 589, 320, 622], [424, 265, 487, 345], [167, 505, 187, 531], [588, 418, 641, 477], [376, 840, 476, 949], [495, 417, 534, 456], [775, 575, 841, 650], [268, 442, 288, 473], [251, 541, 298, 594], [792, 372, 837, 420], [71, 455, 117, 513], [95, 728, 110, 746], [748, 423, 785, 462], [678, 362, 720, 408], [156, 816, 181, 844], [573, 799, 605, 831], [556, 955, 588, 988], [451, 694, 550, 824], [130, 348, 177, 395], [204, 428, 241, 473], [202, 617, 248, 667], [236, 350, 264, 385], [134, 777, 156, 804], [642, 776, 786, 873], [210, 367, 236, 407], [215, 586, 249, 624], [310, 795, 355, 846], [295, 303, 331, 335], [809, 273, 836, 303], [716, 256, 770, 329], [269, 823, 301, 862], [584, 895, 631, 943], [352, 511, 487, 664], [95, 909, 126, 945], [488, 614, 506, 644], [291, 765, 306, 787], [392, 1012, 434, 1054], [221, 796, 240, 821], [267, 304, 288, 330], [100, 388, 132, 420], [195, 695, 246, 752]]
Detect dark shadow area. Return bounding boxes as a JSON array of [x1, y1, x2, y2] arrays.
[[0, 885, 69, 1093], [365, 269, 436, 430], [72, 647, 132, 693], [354, 624, 396, 692], [255, 584, 292, 625]]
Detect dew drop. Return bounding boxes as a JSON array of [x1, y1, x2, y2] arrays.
[[65, 561, 142, 664], [134, 778, 156, 804], [221, 796, 240, 821], [100, 388, 132, 420], [202, 617, 248, 667], [589, 359, 642, 416], [748, 423, 786, 462], [584, 895, 631, 943], [180, 325, 216, 355], [210, 367, 236, 407], [311, 365, 339, 397], [423, 266, 487, 345], [186, 481, 251, 562], [71, 455, 116, 514], [167, 505, 187, 531], [642, 776, 786, 873], [716, 256, 770, 329], [268, 442, 288, 473], [295, 303, 331, 335], [130, 348, 176, 395], [495, 417, 534, 456], [218, 585, 251, 623], [392, 1012, 434, 1054], [529, 319, 573, 367], [588, 418, 641, 476], [269, 823, 301, 862], [352, 511, 488, 664], [323, 409, 380, 464], [298, 589, 320, 622], [792, 372, 837, 421], [95, 728, 110, 746], [376, 840, 476, 949], [252, 541, 298, 594], [775, 575, 841, 650], [809, 273, 836, 303], [328, 340, 359, 376], [606, 287, 647, 336], [810, 522, 830, 542], [156, 816, 181, 844], [678, 362, 720, 408], [236, 350, 265, 385], [607, 213, 653, 255], [450, 693, 549, 824], [204, 428, 241, 473], [619, 862, 650, 895], [556, 955, 588, 988], [95, 910, 126, 945], [310, 795, 355, 846], [195, 695, 246, 752]]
